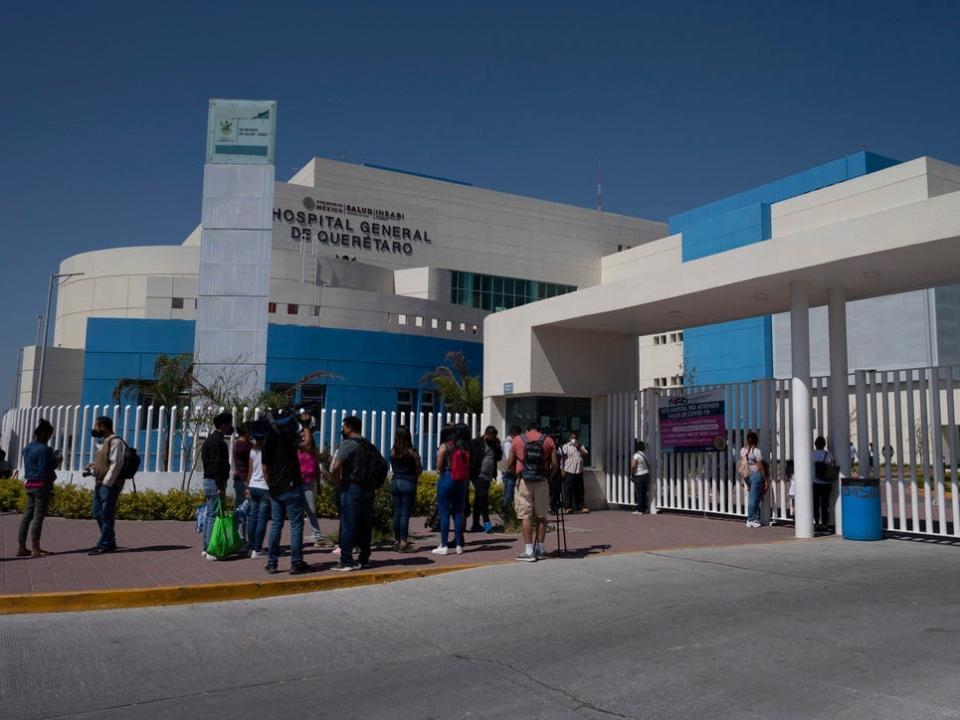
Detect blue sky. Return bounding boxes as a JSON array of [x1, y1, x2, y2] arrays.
[[2, 0, 959, 411]]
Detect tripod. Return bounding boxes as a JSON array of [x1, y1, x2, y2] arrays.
[[553, 473, 568, 555]]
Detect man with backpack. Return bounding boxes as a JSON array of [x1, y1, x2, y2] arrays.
[[330, 415, 387, 571], [261, 412, 309, 574], [86, 416, 127, 554], [507, 421, 557, 562]]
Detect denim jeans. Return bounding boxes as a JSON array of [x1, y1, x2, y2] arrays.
[[565, 472, 585, 512], [202, 478, 222, 552], [267, 488, 305, 567], [339, 483, 374, 565], [246, 487, 271, 552], [392, 477, 417, 542], [471, 478, 491, 528], [632, 473, 650, 513], [747, 471, 764, 523], [233, 477, 246, 506], [301, 484, 324, 541], [92, 483, 120, 549], [18, 488, 52, 545], [437, 471, 466, 548], [502, 473, 516, 517]]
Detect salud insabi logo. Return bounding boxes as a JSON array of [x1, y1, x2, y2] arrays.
[[219, 120, 233, 136]]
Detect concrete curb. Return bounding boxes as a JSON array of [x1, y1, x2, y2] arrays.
[[0, 535, 813, 615], [0, 563, 485, 616]]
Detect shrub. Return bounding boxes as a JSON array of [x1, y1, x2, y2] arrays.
[[0, 477, 24, 512], [50, 484, 93, 519]]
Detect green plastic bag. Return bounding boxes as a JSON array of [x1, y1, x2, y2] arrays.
[[206, 499, 244, 559]]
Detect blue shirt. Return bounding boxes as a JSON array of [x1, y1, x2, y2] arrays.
[[22, 441, 57, 487]]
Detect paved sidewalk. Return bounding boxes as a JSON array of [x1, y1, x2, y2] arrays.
[[0, 510, 795, 596]]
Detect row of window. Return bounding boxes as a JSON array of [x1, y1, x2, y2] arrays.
[[450, 271, 576, 312], [396, 314, 479, 335], [653, 375, 685, 388], [652, 331, 683, 345], [267, 385, 437, 418], [172, 298, 320, 317]]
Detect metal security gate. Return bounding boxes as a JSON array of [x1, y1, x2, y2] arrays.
[[604, 366, 960, 539]]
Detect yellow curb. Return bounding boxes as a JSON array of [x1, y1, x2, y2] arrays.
[[0, 563, 486, 616], [0, 535, 818, 615]]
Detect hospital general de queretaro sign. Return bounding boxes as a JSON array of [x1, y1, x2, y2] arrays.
[[658, 389, 727, 453], [273, 196, 432, 257], [205, 99, 276, 165]]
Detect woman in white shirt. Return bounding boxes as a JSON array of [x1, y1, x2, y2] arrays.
[[245, 437, 270, 558], [740, 432, 767, 528], [630, 440, 651, 515]]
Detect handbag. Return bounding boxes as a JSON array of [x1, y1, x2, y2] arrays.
[[206, 499, 244, 559]]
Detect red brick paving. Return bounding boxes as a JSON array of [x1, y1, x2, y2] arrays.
[[0, 510, 796, 596]]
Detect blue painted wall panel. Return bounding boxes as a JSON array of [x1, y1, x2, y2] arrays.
[[671, 151, 899, 383], [80, 318, 483, 415]]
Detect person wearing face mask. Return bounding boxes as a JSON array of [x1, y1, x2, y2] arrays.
[[200, 412, 234, 560], [86, 416, 125, 554]]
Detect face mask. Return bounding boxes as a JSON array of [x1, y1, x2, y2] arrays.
[[91, 429, 104, 439], [341, 430, 350, 439]]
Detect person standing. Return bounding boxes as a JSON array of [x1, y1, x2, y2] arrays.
[[298, 427, 326, 547], [469, 426, 502, 533], [200, 412, 233, 560], [87, 416, 125, 554], [390, 426, 421, 551], [562, 431, 589, 514], [507, 421, 557, 562], [812, 436, 836, 531], [500, 425, 521, 523], [16, 419, 59, 558], [433, 423, 472, 555], [245, 435, 270, 558], [331, 416, 377, 571], [263, 418, 308, 575], [0, 449, 15, 478], [630, 440, 651, 515], [232, 424, 251, 511], [740, 432, 767, 528]]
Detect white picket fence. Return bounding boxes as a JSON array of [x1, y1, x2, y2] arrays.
[[605, 366, 960, 539], [1, 403, 486, 481]]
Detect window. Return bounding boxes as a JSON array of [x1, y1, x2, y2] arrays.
[[450, 270, 576, 313], [431, 318, 438, 329], [398, 313, 407, 325], [445, 320, 452, 331], [415, 316, 423, 327], [661, 377, 668, 387], [312, 305, 321, 317], [300, 384, 325, 409], [654, 379, 661, 388], [670, 333, 677, 343], [268, 302, 277, 314], [653, 336, 660, 346], [397, 389, 416, 420], [287, 304, 299, 315], [677, 331, 684, 342], [171, 297, 184, 310], [269, 383, 294, 404], [421, 390, 436, 416], [471, 324, 478, 335]]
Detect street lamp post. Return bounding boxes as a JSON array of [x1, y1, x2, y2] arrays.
[[35, 271, 83, 406]]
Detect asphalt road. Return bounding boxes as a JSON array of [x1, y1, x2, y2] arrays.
[[2, 538, 959, 720]]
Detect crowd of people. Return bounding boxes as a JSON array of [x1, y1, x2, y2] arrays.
[[7, 407, 848, 564]]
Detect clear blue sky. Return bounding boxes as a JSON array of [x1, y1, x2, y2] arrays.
[[2, 0, 959, 411]]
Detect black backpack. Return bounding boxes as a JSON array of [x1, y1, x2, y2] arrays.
[[521, 434, 548, 481], [351, 438, 389, 491], [120, 444, 141, 480]]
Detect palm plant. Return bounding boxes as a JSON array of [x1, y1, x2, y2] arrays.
[[422, 351, 482, 415]]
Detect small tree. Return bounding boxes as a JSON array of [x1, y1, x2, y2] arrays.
[[422, 351, 482, 415]]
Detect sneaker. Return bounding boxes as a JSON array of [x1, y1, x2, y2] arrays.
[[333, 562, 354, 572], [455, 546, 464, 555], [332, 546, 341, 557], [289, 561, 310, 575], [632, 511, 643, 515], [249, 550, 263, 559], [581, 507, 590, 513], [534, 545, 546, 560], [483, 522, 493, 533], [432, 546, 449, 555], [200, 550, 209, 559], [515, 551, 538, 563], [204, 553, 218, 561], [265, 565, 279, 574]]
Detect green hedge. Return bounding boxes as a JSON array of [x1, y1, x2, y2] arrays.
[[0, 472, 506, 530]]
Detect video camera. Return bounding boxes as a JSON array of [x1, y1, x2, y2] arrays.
[[245, 402, 324, 443]]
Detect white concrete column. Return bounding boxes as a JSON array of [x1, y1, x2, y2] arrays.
[[791, 283, 814, 539], [828, 287, 849, 534]]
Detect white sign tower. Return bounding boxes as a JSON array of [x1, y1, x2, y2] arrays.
[[193, 99, 277, 401]]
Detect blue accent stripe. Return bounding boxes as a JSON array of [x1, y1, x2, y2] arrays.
[[215, 145, 268, 156]]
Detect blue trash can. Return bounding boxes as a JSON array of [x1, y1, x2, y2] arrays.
[[841, 477, 883, 541]]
